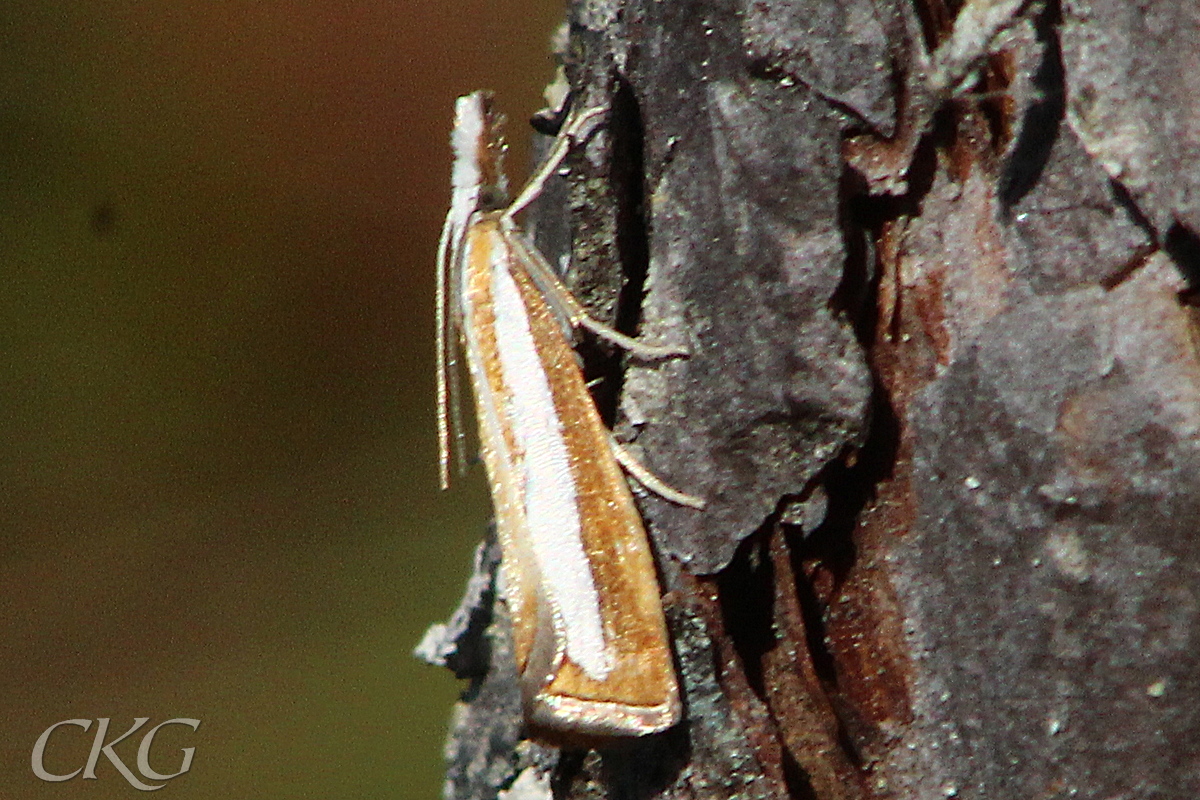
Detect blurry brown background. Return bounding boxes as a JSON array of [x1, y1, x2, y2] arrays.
[[0, 2, 561, 796]]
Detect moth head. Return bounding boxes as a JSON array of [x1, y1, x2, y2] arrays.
[[451, 91, 510, 214]]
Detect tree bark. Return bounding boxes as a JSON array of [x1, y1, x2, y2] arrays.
[[421, 1, 1200, 797]]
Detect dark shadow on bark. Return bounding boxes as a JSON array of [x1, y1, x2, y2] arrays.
[[1166, 222, 1200, 294], [999, 1, 1065, 211]]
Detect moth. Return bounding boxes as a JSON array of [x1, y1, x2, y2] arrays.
[[435, 91, 701, 738]]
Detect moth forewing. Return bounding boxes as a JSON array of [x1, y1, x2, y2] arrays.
[[500, 232, 680, 734], [440, 91, 682, 738]]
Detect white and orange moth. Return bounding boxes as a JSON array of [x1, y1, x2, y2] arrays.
[[435, 91, 702, 738]]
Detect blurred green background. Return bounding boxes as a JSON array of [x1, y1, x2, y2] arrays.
[[0, 2, 561, 796]]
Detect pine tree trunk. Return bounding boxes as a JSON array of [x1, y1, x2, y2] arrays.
[[423, 1, 1200, 797]]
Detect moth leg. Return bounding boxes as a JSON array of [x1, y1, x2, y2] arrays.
[[502, 99, 693, 361], [505, 229, 690, 360], [505, 104, 608, 220], [610, 439, 706, 510]]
